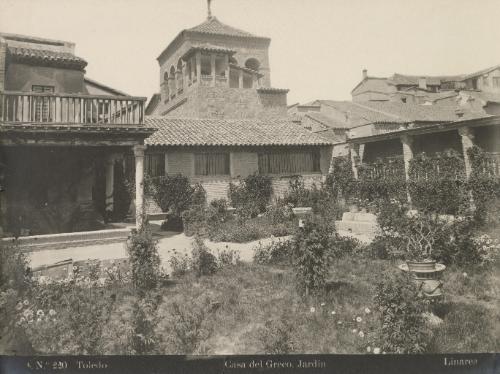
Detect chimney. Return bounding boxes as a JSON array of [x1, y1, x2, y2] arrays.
[[418, 77, 427, 90], [362, 69, 368, 80]]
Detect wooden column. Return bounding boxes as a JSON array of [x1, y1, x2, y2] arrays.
[[458, 126, 475, 179], [349, 143, 360, 180], [134, 145, 146, 229], [105, 154, 118, 213], [211, 53, 216, 86], [224, 54, 230, 87]]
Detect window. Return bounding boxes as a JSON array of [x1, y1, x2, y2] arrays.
[[493, 77, 500, 87], [258, 151, 320, 174], [194, 153, 230, 176], [145, 153, 165, 177], [32, 85, 54, 121]]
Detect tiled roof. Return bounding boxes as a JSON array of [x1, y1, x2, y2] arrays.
[[351, 77, 393, 95], [319, 100, 405, 126], [187, 17, 268, 40], [257, 87, 289, 93], [7, 46, 87, 69], [145, 117, 333, 147], [462, 64, 500, 80], [304, 112, 350, 129], [182, 43, 236, 59], [389, 74, 463, 86]]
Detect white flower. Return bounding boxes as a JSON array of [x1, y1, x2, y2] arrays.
[[20, 317, 26, 323], [36, 310, 44, 317], [23, 300, 29, 306], [331, 311, 336, 315], [358, 331, 365, 338], [337, 321, 342, 325], [112, 266, 118, 272], [36, 318, 42, 323], [310, 307, 316, 313], [103, 267, 109, 272], [364, 307, 371, 314], [356, 316, 362, 323], [48, 309, 56, 316], [352, 329, 358, 334], [462, 272, 468, 278], [73, 265, 78, 271], [320, 302, 326, 307], [367, 346, 371, 353], [15, 302, 23, 311], [373, 347, 381, 354]]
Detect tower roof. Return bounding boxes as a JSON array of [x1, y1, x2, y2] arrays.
[[157, 16, 270, 63], [187, 16, 265, 39]]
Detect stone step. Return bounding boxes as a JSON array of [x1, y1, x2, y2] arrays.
[[2, 227, 132, 252], [341, 212, 377, 222], [335, 220, 378, 236]]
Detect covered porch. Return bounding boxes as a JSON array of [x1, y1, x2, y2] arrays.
[[0, 118, 154, 237]]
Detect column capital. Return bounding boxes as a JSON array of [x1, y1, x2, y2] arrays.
[[458, 126, 475, 139], [133, 144, 146, 157], [400, 134, 413, 145]]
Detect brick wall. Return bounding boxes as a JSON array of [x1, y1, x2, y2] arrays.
[[156, 85, 288, 119], [144, 145, 332, 212]]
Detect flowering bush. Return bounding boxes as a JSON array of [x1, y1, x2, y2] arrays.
[[473, 234, 500, 267], [374, 271, 431, 353], [253, 238, 293, 265], [228, 174, 273, 218], [264, 201, 295, 225], [168, 249, 191, 278], [191, 237, 218, 277]]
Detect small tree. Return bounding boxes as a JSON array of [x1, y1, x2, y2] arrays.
[[126, 226, 161, 292]]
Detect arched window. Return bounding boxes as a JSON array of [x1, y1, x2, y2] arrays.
[[169, 66, 176, 97], [163, 72, 169, 100], [177, 59, 184, 92], [245, 58, 260, 71]]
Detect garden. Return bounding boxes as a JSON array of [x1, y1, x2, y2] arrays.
[[1, 146, 499, 355]]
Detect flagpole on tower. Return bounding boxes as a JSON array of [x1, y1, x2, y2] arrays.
[[207, 0, 213, 19]]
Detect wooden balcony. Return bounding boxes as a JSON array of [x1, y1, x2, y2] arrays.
[[0, 91, 146, 125]]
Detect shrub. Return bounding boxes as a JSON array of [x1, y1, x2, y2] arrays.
[[228, 174, 273, 216], [126, 227, 161, 292], [253, 239, 293, 265], [191, 237, 218, 277], [292, 218, 335, 296], [161, 213, 184, 232], [161, 295, 213, 354], [215, 247, 240, 268], [264, 201, 294, 225], [168, 249, 191, 277], [0, 239, 30, 292], [182, 207, 207, 237], [329, 156, 357, 201], [146, 174, 206, 216], [131, 293, 162, 354], [258, 314, 295, 354], [209, 220, 263, 243], [374, 271, 431, 354]]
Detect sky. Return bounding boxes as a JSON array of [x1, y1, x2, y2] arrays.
[[1, 0, 500, 105]]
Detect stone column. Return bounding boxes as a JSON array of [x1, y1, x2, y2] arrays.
[[134, 145, 146, 229], [105, 154, 118, 213], [210, 53, 216, 86], [238, 69, 243, 88], [195, 52, 201, 82], [401, 134, 414, 204], [224, 54, 230, 87], [349, 143, 360, 179], [458, 126, 475, 178]]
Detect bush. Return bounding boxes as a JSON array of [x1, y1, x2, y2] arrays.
[[168, 249, 191, 278], [292, 218, 335, 296], [182, 207, 207, 237], [258, 314, 295, 354], [191, 237, 218, 277], [264, 201, 294, 225], [0, 239, 30, 293], [131, 293, 162, 354], [215, 247, 240, 268], [374, 271, 431, 354], [253, 239, 293, 265], [160, 295, 213, 354], [228, 174, 273, 217], [126, 227, 161, 292], [161, 213, 184, 232], [146, 174, 206, 216]]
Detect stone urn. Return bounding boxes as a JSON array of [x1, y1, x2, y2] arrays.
[[398, 261, 446, 298]]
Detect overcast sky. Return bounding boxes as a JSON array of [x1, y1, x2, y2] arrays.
[[1, 0, 500, 104]]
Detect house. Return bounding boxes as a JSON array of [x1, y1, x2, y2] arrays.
[[351, 65, 500, 106], [0, 33, 154, 236], [143, 12, 334, 204]]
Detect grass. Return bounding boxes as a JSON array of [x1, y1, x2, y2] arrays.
[[145, 255, 500, 354]]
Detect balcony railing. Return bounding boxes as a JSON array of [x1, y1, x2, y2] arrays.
[[0, 91, 146, 125]]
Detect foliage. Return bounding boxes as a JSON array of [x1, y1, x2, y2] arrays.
[[145, 174, 206, 216], [191, 237, 218, 277], [228, 174, 273, 217], [253, 239, 293, 265], [215, 247, 240, 268], [112, 163, 133, 222], [264, 200, 295, 225], [181, 207, 207, 237], [374, 271, 431, 354], [292, 218, 336, 296], [126, 226, 161, 292], [408, 150, 469, 215], [258, 313, 295, 354], [329, 156, 357, 201], [168, 249, 191, 278], [161, 213, 184, 232], [160, 295, 213, 354], [468, 146, 500, 226], [131, 293, 162, 354], [0, 240, 30, 293]]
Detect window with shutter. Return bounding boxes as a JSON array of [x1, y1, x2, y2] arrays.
[[194, 153, 230, 176], [258, 151, 320, 174], [144, 153, 165, 177]]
